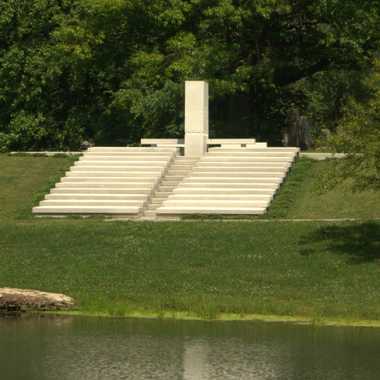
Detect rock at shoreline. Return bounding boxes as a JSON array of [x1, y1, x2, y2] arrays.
[[0, 288, 75, 313]]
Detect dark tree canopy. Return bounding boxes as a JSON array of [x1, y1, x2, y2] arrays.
[[0, 0, 379, 153]]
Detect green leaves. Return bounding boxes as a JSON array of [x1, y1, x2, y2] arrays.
[[0, 0, 379, 151], [7, 111, 47, 149], [327, 96, 380, 189]]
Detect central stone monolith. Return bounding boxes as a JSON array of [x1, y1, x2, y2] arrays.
[[184, 81, 209, 157]]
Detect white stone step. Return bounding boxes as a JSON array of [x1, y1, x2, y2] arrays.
[[181, 177, 282, 184], [66, 171, 162, 177], [167, 194, 272, 200], [88, 147, 175, 152], [32, 206, 141, 214], [79, 156, 171, 161], [162, 200, 270, 207], [178, 182, 279, 191], [171, 160, 197, 163], [171, 160, 197, 169], [159, 187, 177, 192], [195, 163, 289, 168], [192, 169, 288, 175], [172, 187, 275, 194], [147, 204, 160, 210], [143, 211, 157, 217], [208, 138, 256, 143], [207, 151, 297, 156], [40, 200, 144, 206], [202, 157, 295, 162], [56, 182, 154, 189], [85, 150, 171, 158], [51, 188, 152, 194], [76, 161, 167, 167], [165, 175, 186, 181], [205, 149, 295, 158], [157, 207, 266, 215], [61, 177, 156, 183], [46, 193, 147, 200], [151, 198, 166, 204], [160, 181, 180, 186], [90, 145, 176, 149], [169, 163, 193, 168], [190, 171, 286, 177], [196, 161, 290, 168], [71, 166, 164, 172], [209, 148, 299, 152], [167, 170, 191, 175], [155, 192, 171, 197]]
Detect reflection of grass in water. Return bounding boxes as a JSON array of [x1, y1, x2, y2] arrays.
[[0, 154, 380, 322]]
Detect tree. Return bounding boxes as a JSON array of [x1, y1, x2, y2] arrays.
[[0, 0, 380, 150], [324, 60, 380, 189]]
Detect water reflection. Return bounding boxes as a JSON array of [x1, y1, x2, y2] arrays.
[[0, 316, 379, 380]]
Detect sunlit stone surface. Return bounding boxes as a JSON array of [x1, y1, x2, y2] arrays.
[[185, 81, 209, 158]]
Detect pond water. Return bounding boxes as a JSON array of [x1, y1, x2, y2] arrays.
[[0, 316, 379, 380]]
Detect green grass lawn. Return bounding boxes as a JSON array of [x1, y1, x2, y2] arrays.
[[267, 158, 380, 219], [0, 154, 77, 220], [0, 154, 379, 323]]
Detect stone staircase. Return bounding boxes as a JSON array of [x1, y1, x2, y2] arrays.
[[33, 145, 299, 219], [157, 147, 299, 215], [32, 147, 176, 216], [141, 157, 198, 219]]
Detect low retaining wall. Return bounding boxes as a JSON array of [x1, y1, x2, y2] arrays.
[[10, 151, 82, 156], [9, 151, 347, 160]]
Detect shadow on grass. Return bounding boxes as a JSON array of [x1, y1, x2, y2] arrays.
[[300, 222, 380, 264]]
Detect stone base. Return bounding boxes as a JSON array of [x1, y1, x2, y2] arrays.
[[185, 133, 208, 158]]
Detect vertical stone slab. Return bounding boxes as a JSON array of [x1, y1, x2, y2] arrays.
[[185, 81, 209, 157]]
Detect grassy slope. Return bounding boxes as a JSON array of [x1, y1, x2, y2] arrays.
[[267, 158, 380, 219], [0, 154, 77, 220], [0, 154, 379, 322]]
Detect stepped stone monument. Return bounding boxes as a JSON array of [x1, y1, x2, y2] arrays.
[[33, 81, 299, 218], [184, 81, 209, 158]]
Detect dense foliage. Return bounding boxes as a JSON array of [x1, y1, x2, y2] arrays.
[[0, 0, 379, 160], [326, 89, 380, 188]]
